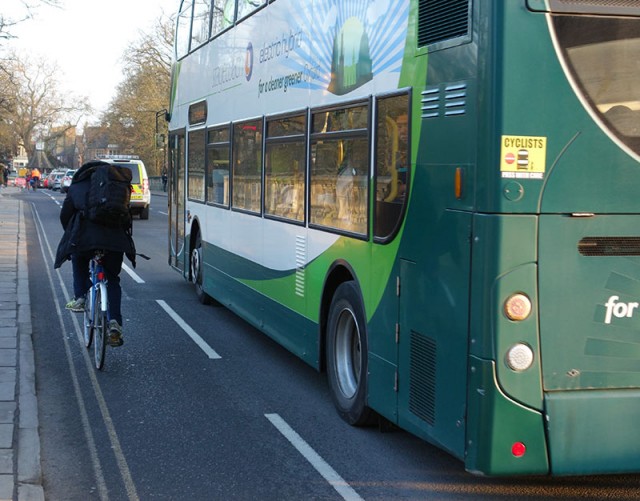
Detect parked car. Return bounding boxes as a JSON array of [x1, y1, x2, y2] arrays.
[[60, 169, 76, 193], [49, 170, 66, 191]]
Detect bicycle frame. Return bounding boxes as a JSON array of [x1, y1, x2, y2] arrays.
[[83, 251, 109, 370]]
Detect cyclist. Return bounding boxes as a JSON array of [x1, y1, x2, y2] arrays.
[[30, 167, 41, 191], [54, 160, 137, 347]]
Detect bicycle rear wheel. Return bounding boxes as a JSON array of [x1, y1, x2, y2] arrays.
[[93, 286, 107, 370], [83, 292, 93, 348]]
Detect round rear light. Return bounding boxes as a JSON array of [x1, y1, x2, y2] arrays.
[[512, 442, 526, 457], [504, 293, 532, 321], [506, 343, 534, 371]]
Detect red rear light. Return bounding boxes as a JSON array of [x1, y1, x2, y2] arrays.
[[511, 442, 526, 457], [143, 179, 149, 194]]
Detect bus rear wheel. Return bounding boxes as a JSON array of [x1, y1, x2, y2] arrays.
[[326, 281, 374, 426], [191, 232, 211, 305]]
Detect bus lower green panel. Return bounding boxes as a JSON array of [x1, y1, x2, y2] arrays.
[[367, 353, 398, 423], [546, 390, 640, 475], [204, 263, 318, 368], [466, 356, 549, 475]]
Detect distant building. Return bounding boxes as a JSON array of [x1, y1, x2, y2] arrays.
[[82, 126, 130, 164]]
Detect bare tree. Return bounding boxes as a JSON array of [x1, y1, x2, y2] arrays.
[[1, 0, 61, 42], [1, 52, 90, 160], [101, 15, 174, 175]]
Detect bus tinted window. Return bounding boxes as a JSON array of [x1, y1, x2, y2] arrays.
[[310, 136, 369, 235], [188, 129, 206, 201], [176, 0, 193, 58], [208, 127, 229, 143], [232, 120, 263, 213], [207, 126, 230, 207], [267, 114, 305, 137], [375, 94, 410, 239], [555, 16, 640, 154], [312, 105, 368, 134], [191, 0, 211, 49], [265, 114, 306, 222]]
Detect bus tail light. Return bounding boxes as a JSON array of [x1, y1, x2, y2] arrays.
[[506, 343, 534, 371], [504, 293, 531, 321], [512, 442, 526, 457]]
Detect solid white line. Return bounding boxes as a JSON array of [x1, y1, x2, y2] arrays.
[[122, 263, 145, 283], [265, 413, 364, 501], [158, 211, 168, 216], [156, 300, 221, 359]]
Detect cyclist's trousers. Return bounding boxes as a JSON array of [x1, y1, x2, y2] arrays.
[[72, 251, 124, 325]]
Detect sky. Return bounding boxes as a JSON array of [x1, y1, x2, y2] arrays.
[[5, 0, 178, 121]]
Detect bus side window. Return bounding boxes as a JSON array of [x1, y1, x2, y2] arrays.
[[375, 93, 410, 239], [212, 0, 236, 36], [237, 0, 266, 20]]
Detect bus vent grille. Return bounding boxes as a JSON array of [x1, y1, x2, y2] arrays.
[[409, 330, 436, 425], [295, 235, 306, 297], [579, 237, 640, 256], [417, 0, 470, 47], [421, 83, 467, 118], [444, 83, 467, 116], [421, 87, 440, 118]]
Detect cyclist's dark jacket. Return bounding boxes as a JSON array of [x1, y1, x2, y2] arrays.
[[54, 161, 136, 269]]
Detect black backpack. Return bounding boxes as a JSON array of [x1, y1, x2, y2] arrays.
[[86, 164, 132, 228]]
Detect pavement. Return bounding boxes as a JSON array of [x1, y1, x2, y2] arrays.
[[0, 185, 168, 500], [0, 186, 42, 501]]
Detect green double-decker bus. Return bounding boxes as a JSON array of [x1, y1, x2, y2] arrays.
[[167, 0, 640, 475]]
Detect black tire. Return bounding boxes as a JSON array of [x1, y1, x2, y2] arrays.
[[326, 281, 374, 426], [140, 206, 150, 220], [191, 232, 212, 305], [83, 292, 93, 348], [94, 287, 107, 370]]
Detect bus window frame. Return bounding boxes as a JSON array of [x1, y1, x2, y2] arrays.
[[187, 127, 207, 203], [206, 123, 232, 208], [236, 0, 268, 24], [264, 110, 308, 225], [231, 116, 264, 216], [190, 0, 213, 52], [373, 89, 412, 244], [211, 0, 237, 40], [308, 98, 371, 240], [176, 0, 194, 60]]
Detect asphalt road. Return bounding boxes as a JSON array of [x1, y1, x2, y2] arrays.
[[15, 188, 640, 500]]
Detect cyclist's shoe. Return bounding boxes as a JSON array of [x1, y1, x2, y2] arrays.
[[108, 320, 124, 347], [65, 297, 85, 313]]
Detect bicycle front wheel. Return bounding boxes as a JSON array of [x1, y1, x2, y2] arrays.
[[93, 286, 107, 370], [83, 292, 93, 348]]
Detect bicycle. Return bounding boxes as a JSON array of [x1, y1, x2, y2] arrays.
[[83, 250, 108, 370]]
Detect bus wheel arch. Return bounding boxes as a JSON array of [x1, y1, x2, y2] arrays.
[[325, 276, 375, 426], [189, 222, 212, 305]]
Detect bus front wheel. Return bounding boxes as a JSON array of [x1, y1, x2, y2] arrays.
[[326, 281, 374, 426], [191, 232, 211, 305]]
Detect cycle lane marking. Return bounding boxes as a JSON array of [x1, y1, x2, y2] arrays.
[[32, 202, 140, 501], [156, 299, 222, 359], [122, 263, 145, 283], [265, 413, 364, 501]]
